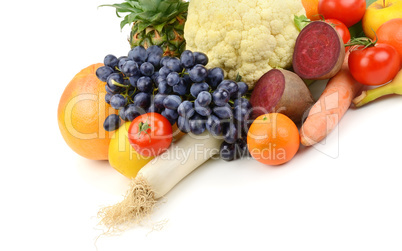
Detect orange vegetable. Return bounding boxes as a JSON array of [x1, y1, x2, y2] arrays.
[[300, 53, 363, 146], [301, 0, 320, 21]]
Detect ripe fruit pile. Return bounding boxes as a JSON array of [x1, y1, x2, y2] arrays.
[[96, 45, 252, 161]]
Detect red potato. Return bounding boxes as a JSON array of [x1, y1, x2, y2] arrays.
[[250, 69, 314, 123], [292, 21, 345, 80]]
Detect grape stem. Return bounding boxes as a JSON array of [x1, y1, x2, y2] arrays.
[[111, 79, 130, 88]]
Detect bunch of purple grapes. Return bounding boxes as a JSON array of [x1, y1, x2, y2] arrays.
[[96, 45, 252, 161]]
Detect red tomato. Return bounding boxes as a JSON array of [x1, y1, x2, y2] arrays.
[[348, 43, 401, 86], [324, 19, 351, 45], [128, 113, 173, 157], [318, 0, 366, 27]]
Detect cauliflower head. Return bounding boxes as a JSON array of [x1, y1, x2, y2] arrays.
[[184, 0, 305, 89]]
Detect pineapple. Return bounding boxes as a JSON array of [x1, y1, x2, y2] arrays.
[[101, 0, 189, 57]]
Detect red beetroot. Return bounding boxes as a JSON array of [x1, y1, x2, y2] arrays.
[[292, 21, 345, 80], [250, 69, 314, 123]]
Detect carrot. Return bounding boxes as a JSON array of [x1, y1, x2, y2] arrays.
[[300, 53, 363, 146]]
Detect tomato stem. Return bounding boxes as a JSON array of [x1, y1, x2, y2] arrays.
[[344, 36, 377, 49], [138, 121, 152, 142]]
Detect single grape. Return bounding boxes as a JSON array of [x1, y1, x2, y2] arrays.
[[161, 110, 176, 125], [125, 104, 143, 121], [177, 100, 195, 118], [177, 116, 190, 133], [223, 122, 238, 144], [190, 82, 209, 98], [147, 53, 162, 68], [105, 84, 118, 95], [193, 52, 208, 66], [163, 108, 179, 121], [189, 114, 206, 135], [206, 114, 222, 136], [212, 89, 230, 106], [163, 95, 182, 110], [128, 46, 147, 64], [237, 82, 249, 96], [110, 94, 127, 110], [140, 62, 155, 76], [155, 74, 166, 85], [213, 104, 233, 119], [180, 50, 195, 68], [158, 80, 172, 94], [146, 45, 163, 57], [196, 91, 212, 107], [160, 56, 171, 67], [166, 57, 183, 72], [233, 105, 249, 122], [220, 142, 236, 161], [189, 64, 208, 83], [106, 73, 125, 93], [206, 67, 224, 88], [147, 104, 159, 114], [133, 92, 151, 109], [159, 66, 172, 78], [118, 106, 128, 121], [117, 56, 129, 70], [103, 114, 121, 131], [96, 66, 115, 82], [194, 100, 212, 116], [154, 93, 167, 110], [234, 98, 252, 109], [136, 76, 153, 93], [104, 54, 119, 69], [121, 60, 139, 77], [218, 80, 239, 97], [173, 80, 188, 96], [166, 72, 180, 86], [228, 82, 240, 97], [105, 93, 112, 104]]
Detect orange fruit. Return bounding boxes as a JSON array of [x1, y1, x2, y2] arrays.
[[247, 113, 300, 166], [377, 18, 402, 63], [302, 0, 320, 20], [57, 63, 118, 160]]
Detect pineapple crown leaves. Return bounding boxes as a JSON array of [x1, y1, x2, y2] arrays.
[[100, 0, 188, 33]]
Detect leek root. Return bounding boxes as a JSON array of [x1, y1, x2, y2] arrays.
[[98, 131, 223, 231]]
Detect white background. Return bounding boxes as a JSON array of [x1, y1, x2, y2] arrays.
[[1, 1, 402, 251]]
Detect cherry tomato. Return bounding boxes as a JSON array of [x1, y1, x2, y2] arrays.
[[128, 113, 173, 157], [318, 0, 366, 27], [324, 19, 351, 46], [348, 43, 401, 86]]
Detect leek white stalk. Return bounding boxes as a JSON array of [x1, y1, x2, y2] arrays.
[[98, 131, 223, 231]]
